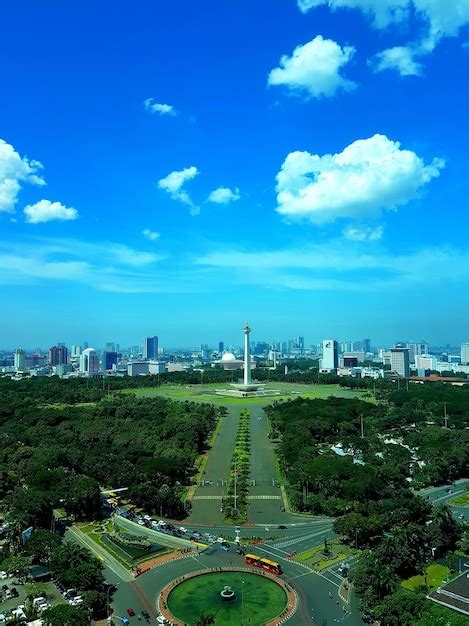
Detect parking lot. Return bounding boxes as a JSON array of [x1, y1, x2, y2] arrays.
[[0, 573, 69, 622]]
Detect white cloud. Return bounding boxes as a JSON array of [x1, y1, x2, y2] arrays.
[[24, 199, 78, 224], [158, 166, 200, 215], [268, 36, 356, 98], [297, 1, 410, 28], [144, 98, 177, 116], [373, 46, 423, 75], [142, 228, 160, 241], [0, 138, 45, 214], [207, 187, 240, 204], [275, 134, 444, 223], [196, 242, 469, 291], [298, 1, 469, 75], [343, 226, 384, 241]]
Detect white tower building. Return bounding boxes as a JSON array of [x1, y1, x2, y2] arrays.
[[461, 343, 469, 365], [79, 348, 100, 374], [322, 340, 339, 371], [14, 348, 26, 371]]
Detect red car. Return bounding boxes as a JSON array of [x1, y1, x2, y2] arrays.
[[127, 608, 135, 616]]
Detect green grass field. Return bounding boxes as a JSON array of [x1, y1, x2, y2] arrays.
[[295, 541, 350, 570], [449, 492, 469, 507], [167, 571, 287, 626], [121, 382, 368, 406], [401, 563, 449, 592]]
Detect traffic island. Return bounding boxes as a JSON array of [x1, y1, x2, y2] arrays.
[[158, 567, 297, 625]]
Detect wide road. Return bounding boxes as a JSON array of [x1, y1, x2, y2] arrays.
[[106, 537, 365, 625], [186, 406, 240, 524], [418, 478, 469, 520]]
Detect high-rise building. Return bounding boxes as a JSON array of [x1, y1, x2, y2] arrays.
[[103, 351, 118, 370], [218, 341, 224, 353], [14, 348, 26, 371], [71, 345, 82, 358], [322, 340, 339, 371], [143, 336, 159, 360], [79, 348, 100, 374], [390, 347, 410, 377], [460, 343, 469, 365], [295, 336, 305, 354], [49, 345, 68, 366], [83, 340, 89, 349], [363, 338, 371, 353], [105, 342, 116, 352]]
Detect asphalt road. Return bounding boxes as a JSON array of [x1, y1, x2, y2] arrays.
[[186, 406, 240, 524], [418, 478, 469, 520]]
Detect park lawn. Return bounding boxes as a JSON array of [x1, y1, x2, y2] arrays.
[[401, 563, 449, 592], [449, 492, 469, 507], [121, 382, 367, 406]]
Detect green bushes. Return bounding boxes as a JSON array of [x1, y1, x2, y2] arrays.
[[225, 409, 251, 522]]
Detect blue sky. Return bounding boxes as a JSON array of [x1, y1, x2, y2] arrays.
[[1, 0, 469, 348]]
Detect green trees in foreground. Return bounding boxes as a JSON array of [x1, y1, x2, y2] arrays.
[[41, 604, 89, 626]]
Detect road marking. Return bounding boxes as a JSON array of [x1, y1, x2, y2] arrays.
[[192, 495, 223, 500], [268, 527, 332, 550], [247, 495, 282, 500], [431, 489, 464, 503]]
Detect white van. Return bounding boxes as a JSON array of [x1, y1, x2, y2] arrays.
[[33, 597, 46, 606]]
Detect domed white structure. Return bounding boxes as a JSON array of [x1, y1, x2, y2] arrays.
[[221, 352, 236, 362], [79, 347, 100, 374]]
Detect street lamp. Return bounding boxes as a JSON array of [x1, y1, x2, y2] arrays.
[[241, 580, 245, 625]]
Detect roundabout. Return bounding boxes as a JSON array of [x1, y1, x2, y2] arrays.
[[159, 568, 296, 625]]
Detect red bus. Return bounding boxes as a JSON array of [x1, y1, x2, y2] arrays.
[[245, 553, 282, 575]]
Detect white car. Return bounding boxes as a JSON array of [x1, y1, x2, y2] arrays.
[[178, 527, 187, 534], [0, 571, 7, 580], [151, 521, 159, 528], [137, 519, 145, 525], [216, 537, 225, 543], [143, 515, 151, 521], [158, 520, 166, 526]]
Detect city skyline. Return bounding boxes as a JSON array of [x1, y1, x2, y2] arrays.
[[1, 1, 469, 344]]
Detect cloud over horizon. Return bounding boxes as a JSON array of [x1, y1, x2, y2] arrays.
[[275, 134, 444, 223], [158, 166, 200, 215], [0, 138, 46, 214]]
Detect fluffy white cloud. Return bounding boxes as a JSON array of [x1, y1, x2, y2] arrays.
[[142, 228, 160, 240], [158, 166, 200, 215], [275, 134, 444, 223], [343, 226, 384, 241], [373, 46, 423, 75], [0, 138, 45, 213], [24, 199, 78, 224], [144, 98, 177, 116], [268, 36, 356, 98], [207, 187, 240, 204], [299, 1, 469, 75]]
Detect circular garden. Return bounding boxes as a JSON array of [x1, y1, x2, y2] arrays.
[[163, 570, 290, 625]]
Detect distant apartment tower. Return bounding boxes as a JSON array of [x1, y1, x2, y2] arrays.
[[14, 348, 26, 371], [322, 340, 339, 371], [49, 345, 68, 366], [103, 351, 118, 370], [218, 341, 224, 353], [363, 338, 371, 353], [461, 343, 469, 365], [79, 348, 100, 374], [390, 347, 410, 377], [143, 336, 159, 360], [71, 345, 82, 358]]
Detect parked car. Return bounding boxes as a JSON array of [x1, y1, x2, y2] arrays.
[[0, 572, 7, 580], [178, 527, 187, 534], [216, 537, 225, 543], [127, 607, 135, 616], [220, 544, 230, 551], [10, 588, 18, 598], [278, 525, 287, 530]]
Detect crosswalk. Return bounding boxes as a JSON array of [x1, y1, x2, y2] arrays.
[[247, 495, 281, 500], [268, 526, 331, 550]]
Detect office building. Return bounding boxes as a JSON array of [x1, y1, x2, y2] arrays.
[[143, 336, 159, 359], [363, 338, 371, 353], [415, 354, 438, 371], [390, 347, 410, 377], [103, 351, 118, 370], [71, 345, 81, 358], [128, 361, 150, 376], [148, 361, 165, 374], [14, 348, 26, 371], [322, 340, 339, 371], [79, 348, 100, 374], [461, 343, 469, 365], [218, 341, 224, 353], [49, 345, 68, 366]]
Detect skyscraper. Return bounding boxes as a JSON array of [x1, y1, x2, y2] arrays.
[[390, 347, 410, 377], [49, 345, 68, 366], [79, 348, 100, 374], [103, 351, 118, 370], [461, 343, 469, 365], [218, 341, 224, 353], [322, 340, 339, 371], [143, 336, 158, 359], [363, 338, 371, 353], [14, 348, 26, 371]]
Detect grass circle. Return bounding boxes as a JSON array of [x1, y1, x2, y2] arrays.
[[166, 571, 287, 625]]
